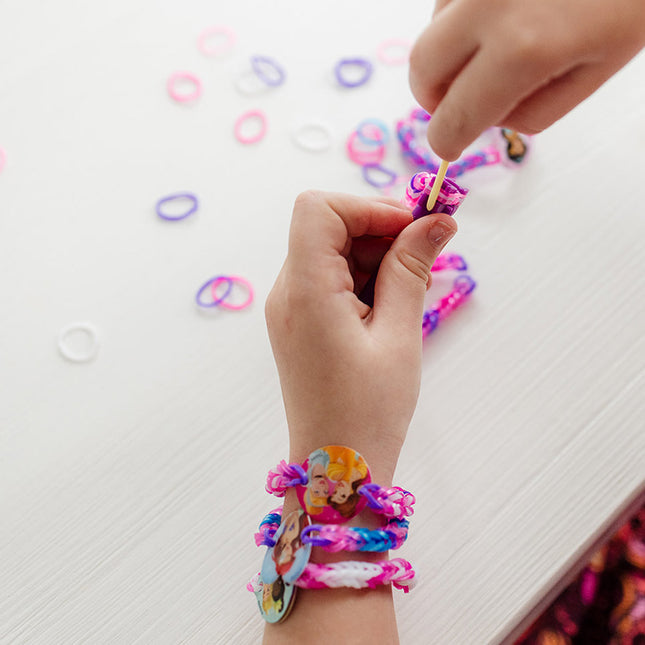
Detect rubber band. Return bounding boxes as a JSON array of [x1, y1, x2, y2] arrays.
[[431, 253, 468, 272], [0, 147, 6, 173], [334, 58, 373, 88], [234, 109, 267, 144], [423, 274, 477, 339], [292, 121, 334, 152], [361, 163, 397, 188], [250, 55, 286, 87], [210, 275, 254, 310], [167, 71, 202, 103], [197, 25, 236, 57], [195, 276, 233, 308], [355, 119, 389, 146], [346, 130, 386, 166], [406, 171, 468, 218], [155, 192, 198, 221], [376, 38, 412, 65], [58, 323, 100, 363]]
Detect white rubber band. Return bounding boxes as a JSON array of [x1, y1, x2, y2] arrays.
[[58, 322, 100, 363], [292, 121, 334, 153]]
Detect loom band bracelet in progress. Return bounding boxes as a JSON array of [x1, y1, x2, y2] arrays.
[[291, 121, 334, 153], [406, 171, 469, 219], [431, 253, 468, 273], [197, 25, 236, 57], [376, 38, 412, 65], [445, 146, 502, 178], [155, 192, 199, 221], [167, 71, 202, 103], [250, 55, 286, 87], [423, 275, 477, 339], [234, 109, 268, 144], [334, 57, 373, 88], [210, 275, 254, 310], [249, 558, 416, 593], [58, 322, 100, 363]]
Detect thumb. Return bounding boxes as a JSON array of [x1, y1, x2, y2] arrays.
[[371, 214, 457, 336]]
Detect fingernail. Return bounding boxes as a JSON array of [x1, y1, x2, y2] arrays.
[[427, 220, 456, 246]]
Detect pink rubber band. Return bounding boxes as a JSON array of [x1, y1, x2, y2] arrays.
[[346, 130, 386, 166], [210, 275, 254, 310], [376, 38, 412, 65], [234, 109, 267, 144], [167, 71, 202, 103], [197, 25, 236, 57]]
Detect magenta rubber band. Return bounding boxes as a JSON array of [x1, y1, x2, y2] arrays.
[[156, 192, 199, 221], [195, 276, 233, 308], [250, 55, 286, 87], [234, 109, 267, 144], [356, 119, 389, 146], [197, 25, 236, 57], [334, 58, 373, 88], [376, 38, 412, 65], [167, 71, 202, 103], [346, 131, 386, 166], [211, 275, 254, 310]]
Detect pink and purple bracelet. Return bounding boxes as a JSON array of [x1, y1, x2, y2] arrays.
[[255, 506, 409, 553], [265, 459, 416, 521]]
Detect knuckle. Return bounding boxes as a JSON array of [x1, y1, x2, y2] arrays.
[[394, 248, 431, 284]]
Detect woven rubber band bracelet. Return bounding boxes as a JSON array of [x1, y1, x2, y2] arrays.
[[266, 460, 415, 520], [248, 557, 416, 593], [255, 507, 409, 552], [423, 275, 477, 338]]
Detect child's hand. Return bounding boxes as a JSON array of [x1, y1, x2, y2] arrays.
[[409, 0, 645, 160], [265, 191, 457, 484]]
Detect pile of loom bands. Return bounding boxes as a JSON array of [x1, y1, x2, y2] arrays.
[[396, 107, 531, 176], [346, 118, 400, 189]]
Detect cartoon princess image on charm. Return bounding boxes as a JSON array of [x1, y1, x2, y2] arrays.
[[303, 448, 331, 516], [261, 509, 311, 585], [501, 128, 528, 163], [326, 448, 369, 519]]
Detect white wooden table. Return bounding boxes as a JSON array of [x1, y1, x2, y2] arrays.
[[1, 2, 644, 643]]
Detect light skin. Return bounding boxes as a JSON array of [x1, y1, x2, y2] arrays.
[[263, 191, 457, 644], [409, 0, 645, 160]]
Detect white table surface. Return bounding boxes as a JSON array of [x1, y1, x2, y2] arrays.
[[1, 2, 644, 643]]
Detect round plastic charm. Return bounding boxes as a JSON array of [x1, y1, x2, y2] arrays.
[[253, 576, 297, 624], [261, 510, 312, 584], [296, 446, 372, 524], [496, 128, 531, 166]]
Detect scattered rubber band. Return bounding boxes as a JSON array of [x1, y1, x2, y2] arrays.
[[346, 130, 386, 166], [58, 323, 100, 363], [0, 147, 6, 173], [250, 55, 286, 87], [234, 109, 268, 144], [167, 71, 202, 103], [334, 58, 373, 88], [292, 122, 334, 152], [376, 38, 412, 65], [195, 276, 233, 308], [361, 164, 397, 188], [155, 193, 199, 221], [211, 275, 254, 311], [197, 25, 236, 57], [356, 119, 389, 146]]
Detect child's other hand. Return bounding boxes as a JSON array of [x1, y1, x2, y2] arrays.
[[265, 192, 456, 483], [409, 0, 645, 160]]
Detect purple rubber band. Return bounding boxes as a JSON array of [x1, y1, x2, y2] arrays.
[[250, 55, 286, 87], [334, 58, 373, 88], [361, 163, 397, 188], [156, 193, 199, 221], [195, 275, 233, 308]]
